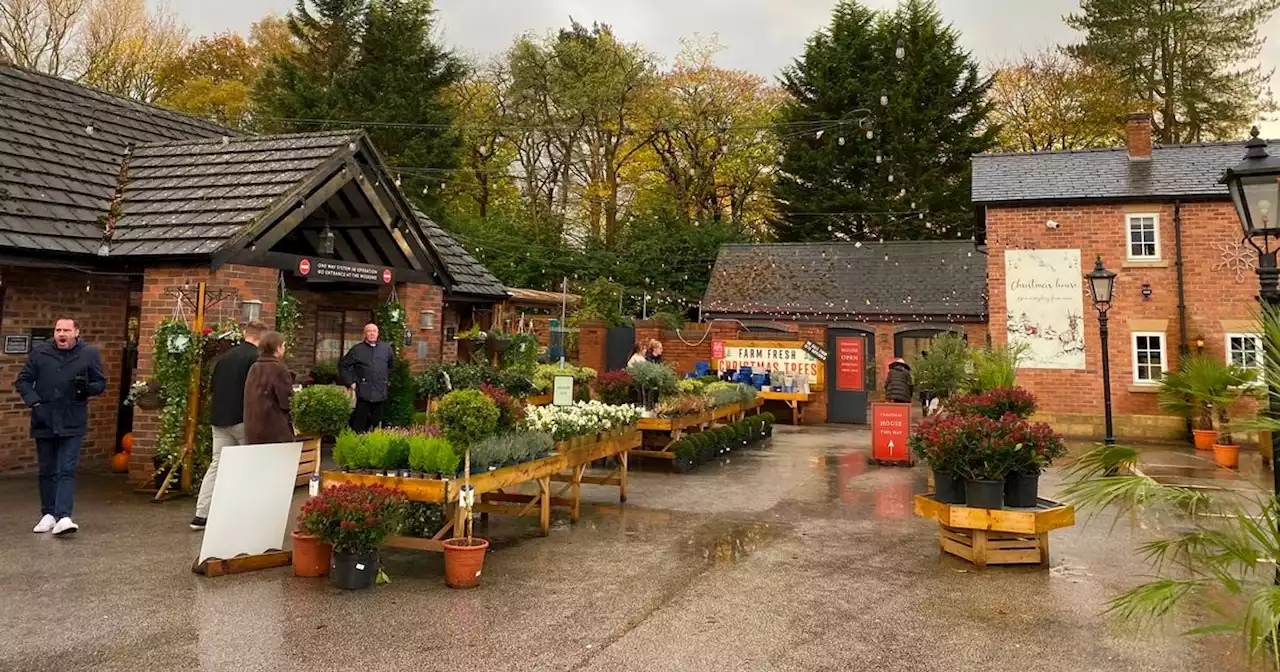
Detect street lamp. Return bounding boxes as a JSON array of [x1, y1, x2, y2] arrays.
[[1087, 256, 1118, 445], [1222, 126, 1280, 496]]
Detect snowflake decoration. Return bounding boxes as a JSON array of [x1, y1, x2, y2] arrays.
[[1212, 240, 1256, 283]]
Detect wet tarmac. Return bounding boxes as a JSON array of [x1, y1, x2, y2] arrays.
[[0, 426, 1247, 671]]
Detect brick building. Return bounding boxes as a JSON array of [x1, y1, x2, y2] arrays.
[[0, 65, 506, 481], [574, 241, 987, 424], [972, 113, 1264, 440]]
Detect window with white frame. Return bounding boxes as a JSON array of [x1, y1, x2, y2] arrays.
[[1126, 213, 1160, 260], [1227, 333, 1263, 374], [1132, 332, 1166, 383]]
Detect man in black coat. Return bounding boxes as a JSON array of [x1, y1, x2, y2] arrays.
[[15, 317, 107, 536], [190, 321, 265, 531], [340, 322, 395, 433]]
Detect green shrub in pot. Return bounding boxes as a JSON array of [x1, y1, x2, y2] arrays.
[[309, 358, 340, 385], [434, 389, 500, 450], [291, 384, 352, 438]]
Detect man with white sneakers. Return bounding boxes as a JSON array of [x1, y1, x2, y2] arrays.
[[16, 317, 107, 536]]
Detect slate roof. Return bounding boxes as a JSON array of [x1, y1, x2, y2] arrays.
[[702, 241, 986, 320], [971, 141, 1259, 204], [413, 209, 508, 299]]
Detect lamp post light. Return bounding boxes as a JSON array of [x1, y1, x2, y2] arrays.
[[1087, 256, 1118, 445], [1221, 126, 1280, 501]]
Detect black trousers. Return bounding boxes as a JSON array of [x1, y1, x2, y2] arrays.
[[350, 399, 385, 433]]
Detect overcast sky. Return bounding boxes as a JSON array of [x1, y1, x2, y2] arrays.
[[167, 0, 1280, 136]]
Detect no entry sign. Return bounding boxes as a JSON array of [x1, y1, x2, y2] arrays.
[[382, 268, 392, 284], [298, 258, 311, 275], [871, 402, 912, 465]]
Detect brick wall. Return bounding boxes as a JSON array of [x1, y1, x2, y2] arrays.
[[0, 268, 131, 474], [985, 200, 1258, 441]]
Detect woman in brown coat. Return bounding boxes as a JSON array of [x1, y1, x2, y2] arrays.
[[243, 331, 296, 444]]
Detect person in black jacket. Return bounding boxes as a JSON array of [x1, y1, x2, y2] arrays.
[[884, 358, 914, 404], [190, 321, 264, 531], [15, 317, 106, 536], [340, 323, 395, 433]]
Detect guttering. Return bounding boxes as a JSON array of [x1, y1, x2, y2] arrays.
[[1174, 200, 1192, 440]]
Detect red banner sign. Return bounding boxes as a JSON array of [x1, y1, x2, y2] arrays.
[[835, 337, 864, 391], [711, 340, 725, 361], [872, 402, 912, 464]]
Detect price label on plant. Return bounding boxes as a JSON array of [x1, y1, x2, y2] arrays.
[[552, 375, 574, 406]]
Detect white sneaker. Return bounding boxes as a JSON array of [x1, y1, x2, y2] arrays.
[[33, 514, 56, 533], [51, 517, 78, 536]]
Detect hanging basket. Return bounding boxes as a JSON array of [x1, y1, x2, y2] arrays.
[[133, 381, 164, 410]]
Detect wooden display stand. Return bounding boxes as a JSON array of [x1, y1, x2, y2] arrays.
[[632, 398, 764, 460], [757, 390, 811, 425], [320, 428, 641, 553], [913, 494, 1075, 567], [295, 436, 321, 487], [525, 393, 554, 407]]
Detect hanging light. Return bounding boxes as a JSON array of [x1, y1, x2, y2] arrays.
[[837, 136, 846, 146], [895, 41, 906, 59], [865, 130, 874, 139], [880, 91, 889, 106], [322, 222, 336, 255]]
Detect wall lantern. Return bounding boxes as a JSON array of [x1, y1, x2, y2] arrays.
[[240, 299, 262, 323], [1140, 282, 1153, 301], [419, 310, 435, 330]]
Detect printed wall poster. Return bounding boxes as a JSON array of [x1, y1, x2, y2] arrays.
[[1004, 249, 1086, 369]]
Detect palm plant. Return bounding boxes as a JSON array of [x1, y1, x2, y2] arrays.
[[1159, 354, 1258, 442], [1062, 444, 1278, 668]]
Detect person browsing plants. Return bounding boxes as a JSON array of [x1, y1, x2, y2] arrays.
[[339, 323, 395, 433]]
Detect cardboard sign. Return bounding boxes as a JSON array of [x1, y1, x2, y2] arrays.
[[872, 403, 912, 464], [835, 337, 864, 391], [198, 441, 304, 564], [552, 375, 574, 406], [716, 340, 824, 388]]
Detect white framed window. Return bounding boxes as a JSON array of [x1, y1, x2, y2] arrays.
[[1126, 213, 1160, 261], [1226, 333, 1263, 374], [1131, 331, 1166, 384]]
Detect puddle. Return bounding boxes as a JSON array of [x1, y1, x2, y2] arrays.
[[687, 521, 779, 565]]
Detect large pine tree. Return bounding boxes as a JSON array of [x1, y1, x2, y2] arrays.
[[771, 0, 994, 242], [255, 0, 464, 214], [1066, 0, 1279, 144]]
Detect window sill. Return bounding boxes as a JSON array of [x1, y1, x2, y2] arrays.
[[1123, 259, 1169, 269], [1128, 384, 1161, 393]]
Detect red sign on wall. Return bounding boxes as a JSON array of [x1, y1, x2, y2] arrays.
[[835, 337, 864, 391], [382, 268, 393, 284], [298, 258, 311, 276], [872, 402, 912, 464], [711, 340, 725, 360]]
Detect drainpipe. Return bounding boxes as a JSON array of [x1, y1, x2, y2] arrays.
[[1174, 200, 1192, 440]]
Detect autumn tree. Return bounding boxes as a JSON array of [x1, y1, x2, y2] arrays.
[[0, 0, 86, 75], [1067, 0, 1280, 143], [443, 60, 523, 220], [78, 0, 185, 102], [986, 50, 1128, 152], [772, 0, 994, 242]]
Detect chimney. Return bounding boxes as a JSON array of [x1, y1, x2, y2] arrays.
[[1125, 112, 1153, 161]]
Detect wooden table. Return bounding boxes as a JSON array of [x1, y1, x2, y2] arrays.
[[913, 494, 1075, 567], [632, 398, 764, 460], [320, 428, 640, 553], [757, 390, 812, 425]]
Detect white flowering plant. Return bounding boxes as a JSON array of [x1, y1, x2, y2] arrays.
[[523, 401, 642, 441]]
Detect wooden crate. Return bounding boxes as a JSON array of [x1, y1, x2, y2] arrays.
[[938, 525, 1048, 567], [295, 436, 322, 487], [914, 493, 1075, 568]]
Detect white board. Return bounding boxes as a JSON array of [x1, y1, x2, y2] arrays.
[[197, 441, 303, 564], [552, 375, 574, 406], [1004, 249, 1086, 369]]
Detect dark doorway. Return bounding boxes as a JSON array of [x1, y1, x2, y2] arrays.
[[894, 329, 966, 363], [827, 328, 874, 424], [605, 326, 637, 371]]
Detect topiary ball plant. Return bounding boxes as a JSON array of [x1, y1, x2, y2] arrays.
[[292, 384, 353, 438], [434, 389, 500, 451]]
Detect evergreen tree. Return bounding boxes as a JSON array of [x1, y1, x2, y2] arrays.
[[771, 0, 994, 242], [255, 0, 464, 215], [1066, 0, 1279, 144]]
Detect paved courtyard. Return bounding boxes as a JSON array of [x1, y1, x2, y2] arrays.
[[0, 425, 1243, 671]]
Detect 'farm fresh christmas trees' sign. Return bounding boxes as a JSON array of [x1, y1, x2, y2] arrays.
[[1004, 249, 1086, 369], [715, 340, 825, 389]]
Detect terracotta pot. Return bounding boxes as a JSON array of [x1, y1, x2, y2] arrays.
[[442, 537, 490, 589], [1192, 429, 1216, 451], [1212, 443, 1240, 469], [291, 531, 332, 578]]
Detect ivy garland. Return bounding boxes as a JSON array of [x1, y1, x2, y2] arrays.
[[276, 284, 301, 349], [375, 298, 407, 354]]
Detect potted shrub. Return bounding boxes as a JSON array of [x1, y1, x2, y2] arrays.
[[1159, 354, 1242, 451], [434, 390, 500, 588], [292, 384, 354, 470], [627, 361, 678, 409], [307, 483, 408, 590], [293, 496, 335, 577], [1004, 418, 1067, 507], [952, 415, 1017, 509], [909, 414, 971, 504]]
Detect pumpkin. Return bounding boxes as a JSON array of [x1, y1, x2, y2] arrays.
[[109, 451, 129, 473], [120, 432, 133, 452]]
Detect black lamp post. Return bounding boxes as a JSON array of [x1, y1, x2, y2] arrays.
[[1221, 127, 1280, 497], [1087, 256, 1118, 445]]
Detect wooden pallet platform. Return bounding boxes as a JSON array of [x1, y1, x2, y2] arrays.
[[913, 493, 1075, 568]]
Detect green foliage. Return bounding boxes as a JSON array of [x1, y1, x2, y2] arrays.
[[652, 310, 686, 330], [434, 389, 500, 449], [1158, 354, 1257, 441], [333, 428, 366, 470], [911, 333, 969, 397], [408, 436, 457, 475], [383, 357, 417, 428], [627, 361, 678, 406], [152, 319, 200, 482], [469, 431, 555, 470], [417, 363, 535, 399], [299, 483, 407, 553], [677, 378, 706, 395], [966, 343, 1025, 394], [411, 411, 429, 426], [309, 358, 340, 385], [532, 363, 597, 392], [578, 279, 627, 327], [772, 0, 995, 241], [500, 332, 541, 373], [291, 385, 353, 438], [399, 502, 447, 538], [275, 284, 301, 350], [375, 300, 407, 355], [363, 430, 394, 470]]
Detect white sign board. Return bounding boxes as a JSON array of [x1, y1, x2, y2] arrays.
[[719, 342, 824, 385], [1004, 249, 1086, 369], [197, 441, 304, 564], [552, 375, 574, 406]]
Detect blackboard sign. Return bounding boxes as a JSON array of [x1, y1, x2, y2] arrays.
[[802, 341, 828, 362], [4, 334, 30, 355]]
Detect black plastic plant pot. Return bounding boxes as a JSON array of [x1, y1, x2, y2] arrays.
[[932, 470, 966, 504], [1004, 472, 1039, 508], [963, 479, 1005, 510], [330, 549, 379, 590]]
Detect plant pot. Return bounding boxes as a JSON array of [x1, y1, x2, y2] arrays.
[[964, 479, 1005, 510], [1004, 472, 1040, 508], [1192, 429, 1216, 451], [442, 537, 490, 589], [932, 470, 966, 504], [1213, 443, 1240, 469], [329, 549, 378, 590], [291, 531, 331, 578]]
